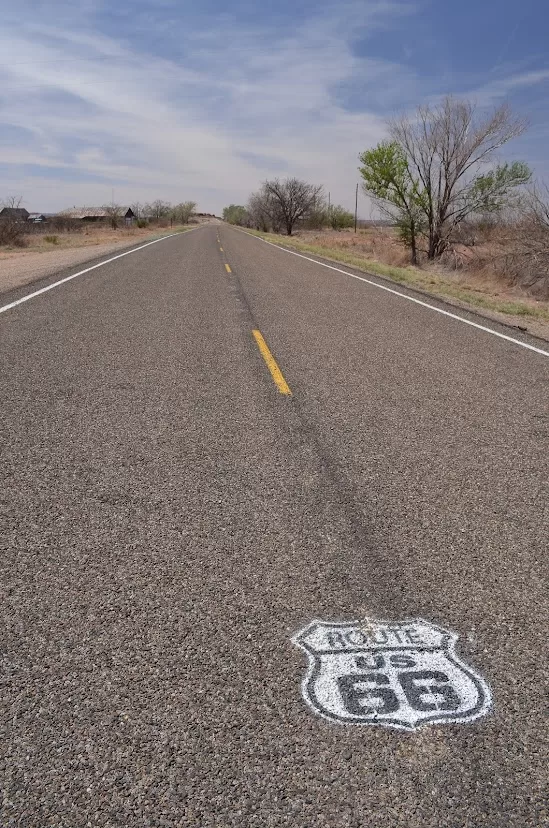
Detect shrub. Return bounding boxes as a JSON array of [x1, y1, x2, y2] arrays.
[[0, 219, 27, 247], [44, 235, 59, 244], [330, 205, 355, 230], [136, 219, 148, 228], [305, 207, 329, 230]]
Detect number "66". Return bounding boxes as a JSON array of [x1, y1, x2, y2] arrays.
[[338, 661, 461, 716]]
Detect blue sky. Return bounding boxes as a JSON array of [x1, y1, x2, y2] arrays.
[[1, 0, 548, 214]]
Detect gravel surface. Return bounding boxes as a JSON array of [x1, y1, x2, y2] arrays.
[[0, 226, 547, 826]]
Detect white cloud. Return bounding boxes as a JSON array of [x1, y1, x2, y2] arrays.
[[462, 69, 549, 108], [0, 2, 415, 212], [1, 1, 547, 213]]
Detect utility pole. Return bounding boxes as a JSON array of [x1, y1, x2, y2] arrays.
[[354, 183, 359, 233]]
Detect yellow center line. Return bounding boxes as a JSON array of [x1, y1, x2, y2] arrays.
[[220, 246, 224, 251], [252, 330, 292, 396], [225, 263, 232, 273]]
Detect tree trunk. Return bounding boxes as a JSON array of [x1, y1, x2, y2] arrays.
[[428, 230, 440, 259], [410, 225, 418, 265], [428, 231, 449, 259]]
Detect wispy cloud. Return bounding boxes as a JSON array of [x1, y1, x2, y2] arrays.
[[0, 1, 417, 211], [464, 69, 549, 107], [0, 0, 548, 212]]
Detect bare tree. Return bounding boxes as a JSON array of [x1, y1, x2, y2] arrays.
[[1, 195, 24, 209], [389, 98, 529, 258], [171, 201, 196, 224], [145, 200, 172, 221], [250, 178, 323, 235], [247, 192, 272, 232], [502, 183, 549, 297], [130, 202, 143, 219], [102, 203, 124, 229]]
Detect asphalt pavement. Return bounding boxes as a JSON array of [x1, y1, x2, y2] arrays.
[[1, 224, 547, 827]]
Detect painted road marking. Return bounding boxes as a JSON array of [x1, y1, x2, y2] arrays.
[[246, 234, 549, 360], [225, 263, 232, 273], [252, 329, 292, 395], [293, 618, 492, 730], [0, 231, 192, 317], [220, 247, 224, 251]]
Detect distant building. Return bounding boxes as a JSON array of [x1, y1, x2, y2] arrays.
[[59, 207, 136, 222], [0, 207, 30, 221]]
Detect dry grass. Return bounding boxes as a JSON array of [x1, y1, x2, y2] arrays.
[[27, 224, 185, 252], [0, 223, 192, 263], [245, 227, 549, 339], [0, 224, 199, 297]]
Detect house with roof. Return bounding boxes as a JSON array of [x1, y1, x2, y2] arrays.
[[59, 207, 136, 222], [0, 207, 30, 221]]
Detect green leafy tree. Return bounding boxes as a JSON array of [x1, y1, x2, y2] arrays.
[[467, 163, 531, 213], [223, 205, 249, 226], [305, 206, 329, 230], [360, 97, 530, 262], [359, 142, 424, 263], [329, 205, 355, 231]]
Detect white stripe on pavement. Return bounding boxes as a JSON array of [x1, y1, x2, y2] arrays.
[[0, 231, 190, 316], [247, 233, 549, 360]]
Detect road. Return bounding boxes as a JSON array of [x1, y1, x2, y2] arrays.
[[1, 224, 547, 827]]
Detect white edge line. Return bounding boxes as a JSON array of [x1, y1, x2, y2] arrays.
[[0, 229, 194, 316], [241, 231, 549, 359]]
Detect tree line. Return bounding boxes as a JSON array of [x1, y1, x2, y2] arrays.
[[0, 196, 199, 246], [223, 183, 355, 236], [224, 96, 547, 273], [112, 200, 197, 227]]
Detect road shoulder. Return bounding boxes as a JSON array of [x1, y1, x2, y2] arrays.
[[239, 228, 549, 344]]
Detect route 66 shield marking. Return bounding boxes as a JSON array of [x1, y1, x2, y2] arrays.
[[292, 619, 492, 730]]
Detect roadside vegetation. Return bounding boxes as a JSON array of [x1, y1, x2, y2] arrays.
[[223, 96, 549, 332], [0, 198, 200, 251]]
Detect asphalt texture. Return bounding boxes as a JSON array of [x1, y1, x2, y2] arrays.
[[1, 224, 547, 827]]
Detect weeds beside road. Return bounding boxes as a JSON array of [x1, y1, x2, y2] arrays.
[[243, 227, 549, 341]]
